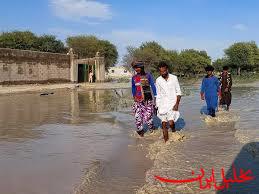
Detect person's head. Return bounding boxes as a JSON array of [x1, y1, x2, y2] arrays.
[[223, 65, 229, 72], [132, 61, 145, 74], [205, 65, 214, 76], [158, 61, 169, 78]]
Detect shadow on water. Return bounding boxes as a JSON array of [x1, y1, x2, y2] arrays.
[[200, 105, 209, 115], [148, 116, 186, 132], [217, 142, 259, 194], [0, 89, 133, 141]]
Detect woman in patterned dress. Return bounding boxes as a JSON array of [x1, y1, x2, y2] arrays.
[[131, 61, 157, 137]]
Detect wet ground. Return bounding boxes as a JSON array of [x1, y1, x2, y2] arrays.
[[0, 86, 258, 194], [0, 89, 150, 194], [137, 86, 259, 194]]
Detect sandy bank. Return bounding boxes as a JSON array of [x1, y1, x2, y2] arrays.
[[0, 82, 131, 95], [1, 79, 258, 95]]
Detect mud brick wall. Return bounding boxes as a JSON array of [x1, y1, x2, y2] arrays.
[[0, 48, 70, 84]]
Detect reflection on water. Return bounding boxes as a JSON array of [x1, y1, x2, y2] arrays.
[[0, 89, 148, 194], [0, 86, 259, 194]]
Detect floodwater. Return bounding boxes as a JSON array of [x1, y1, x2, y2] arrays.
[[0, 89, 151, 194], [137, 85, 259, 194], [0, 85, 258, 194]]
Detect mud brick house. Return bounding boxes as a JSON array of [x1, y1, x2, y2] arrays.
[[0, 48, 105, 84]]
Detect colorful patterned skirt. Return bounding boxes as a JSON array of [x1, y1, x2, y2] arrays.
[[132, 100, 154, 132]]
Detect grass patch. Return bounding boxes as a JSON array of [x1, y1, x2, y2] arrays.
[[232, 73, 259, 84], [105, 77, 131, 83]]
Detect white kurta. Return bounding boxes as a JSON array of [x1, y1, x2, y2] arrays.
[[156, 74, 182, 115]]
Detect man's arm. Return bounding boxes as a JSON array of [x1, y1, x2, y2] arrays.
[[216, 77, 220, 93], [173, 95, 181, 111], [131, 77, 137, 101], [216, 77, 222, 98], [200, 78, 205, 100], [148, 73, 157, 97], [155, 79, 161, 108], [173, 77, 182, 111]]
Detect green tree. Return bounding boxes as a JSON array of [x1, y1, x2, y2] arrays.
[[212, 58, 229, 72], [123, 41, 211, 77], [178, 49, 211, 76], [136, 41, 166, 71], [224, 41, 258, 75], [66, 35, 118, 69], [35, 35, 66, 53], [0, 31, 66, 53], [123, 46, 137, 68], [162, 50, 179, 74], [99, 40, 118, 69], [0, 31, 37, 50], [139, 41, 166, 58], [212, 57, 230, 72], [66, 35, 99, 58], [254, 51, 259, 71], [123, 41, 176, 76]]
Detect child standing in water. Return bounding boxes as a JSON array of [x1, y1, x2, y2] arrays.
[[131, 61, 157, 137], [200, 65, 220, 117], [89, 70, 93, 83]]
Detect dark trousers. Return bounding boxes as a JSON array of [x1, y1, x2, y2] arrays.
[[208, 108, 216, 117], [220, 91, 232, 106]]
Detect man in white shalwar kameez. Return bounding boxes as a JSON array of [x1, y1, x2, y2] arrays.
[[156, 61, 182, 142]]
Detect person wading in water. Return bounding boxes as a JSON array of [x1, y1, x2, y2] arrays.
[[131, 61, 157, 137], [219, 66, 232, 111], [200, 65, 220, 117], [156, 61, 182, 142]]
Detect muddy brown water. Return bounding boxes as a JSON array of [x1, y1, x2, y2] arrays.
[[0, 86, 258, 194], [136, 86, 259, 194], [0, 89, 151, 194]]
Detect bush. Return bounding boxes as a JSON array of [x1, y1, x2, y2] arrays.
[[0, 31, 66, 53], [232, 72, 259, 84]]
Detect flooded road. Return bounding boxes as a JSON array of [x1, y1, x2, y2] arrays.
[[0, 89, 151, 194], [137, 85, 259, 194], [0, 85, 258, 194]]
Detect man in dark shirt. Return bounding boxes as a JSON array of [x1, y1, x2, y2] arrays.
[[219, 66, 232, 111]]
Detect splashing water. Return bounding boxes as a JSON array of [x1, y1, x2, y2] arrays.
[[203, 110, 240, 124]]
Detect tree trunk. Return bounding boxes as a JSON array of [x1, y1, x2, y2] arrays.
[[237, 67, 241, 75]]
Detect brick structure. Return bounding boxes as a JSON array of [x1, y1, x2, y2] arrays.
[[0, 48, 105, 84]]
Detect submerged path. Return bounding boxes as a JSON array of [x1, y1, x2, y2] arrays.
[[137, 87, 259, 194]]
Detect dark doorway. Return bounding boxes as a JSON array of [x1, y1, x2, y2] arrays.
[[78, 64, 88, 83]]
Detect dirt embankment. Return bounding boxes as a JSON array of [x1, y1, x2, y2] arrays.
[[0, 82, 131, 95]]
